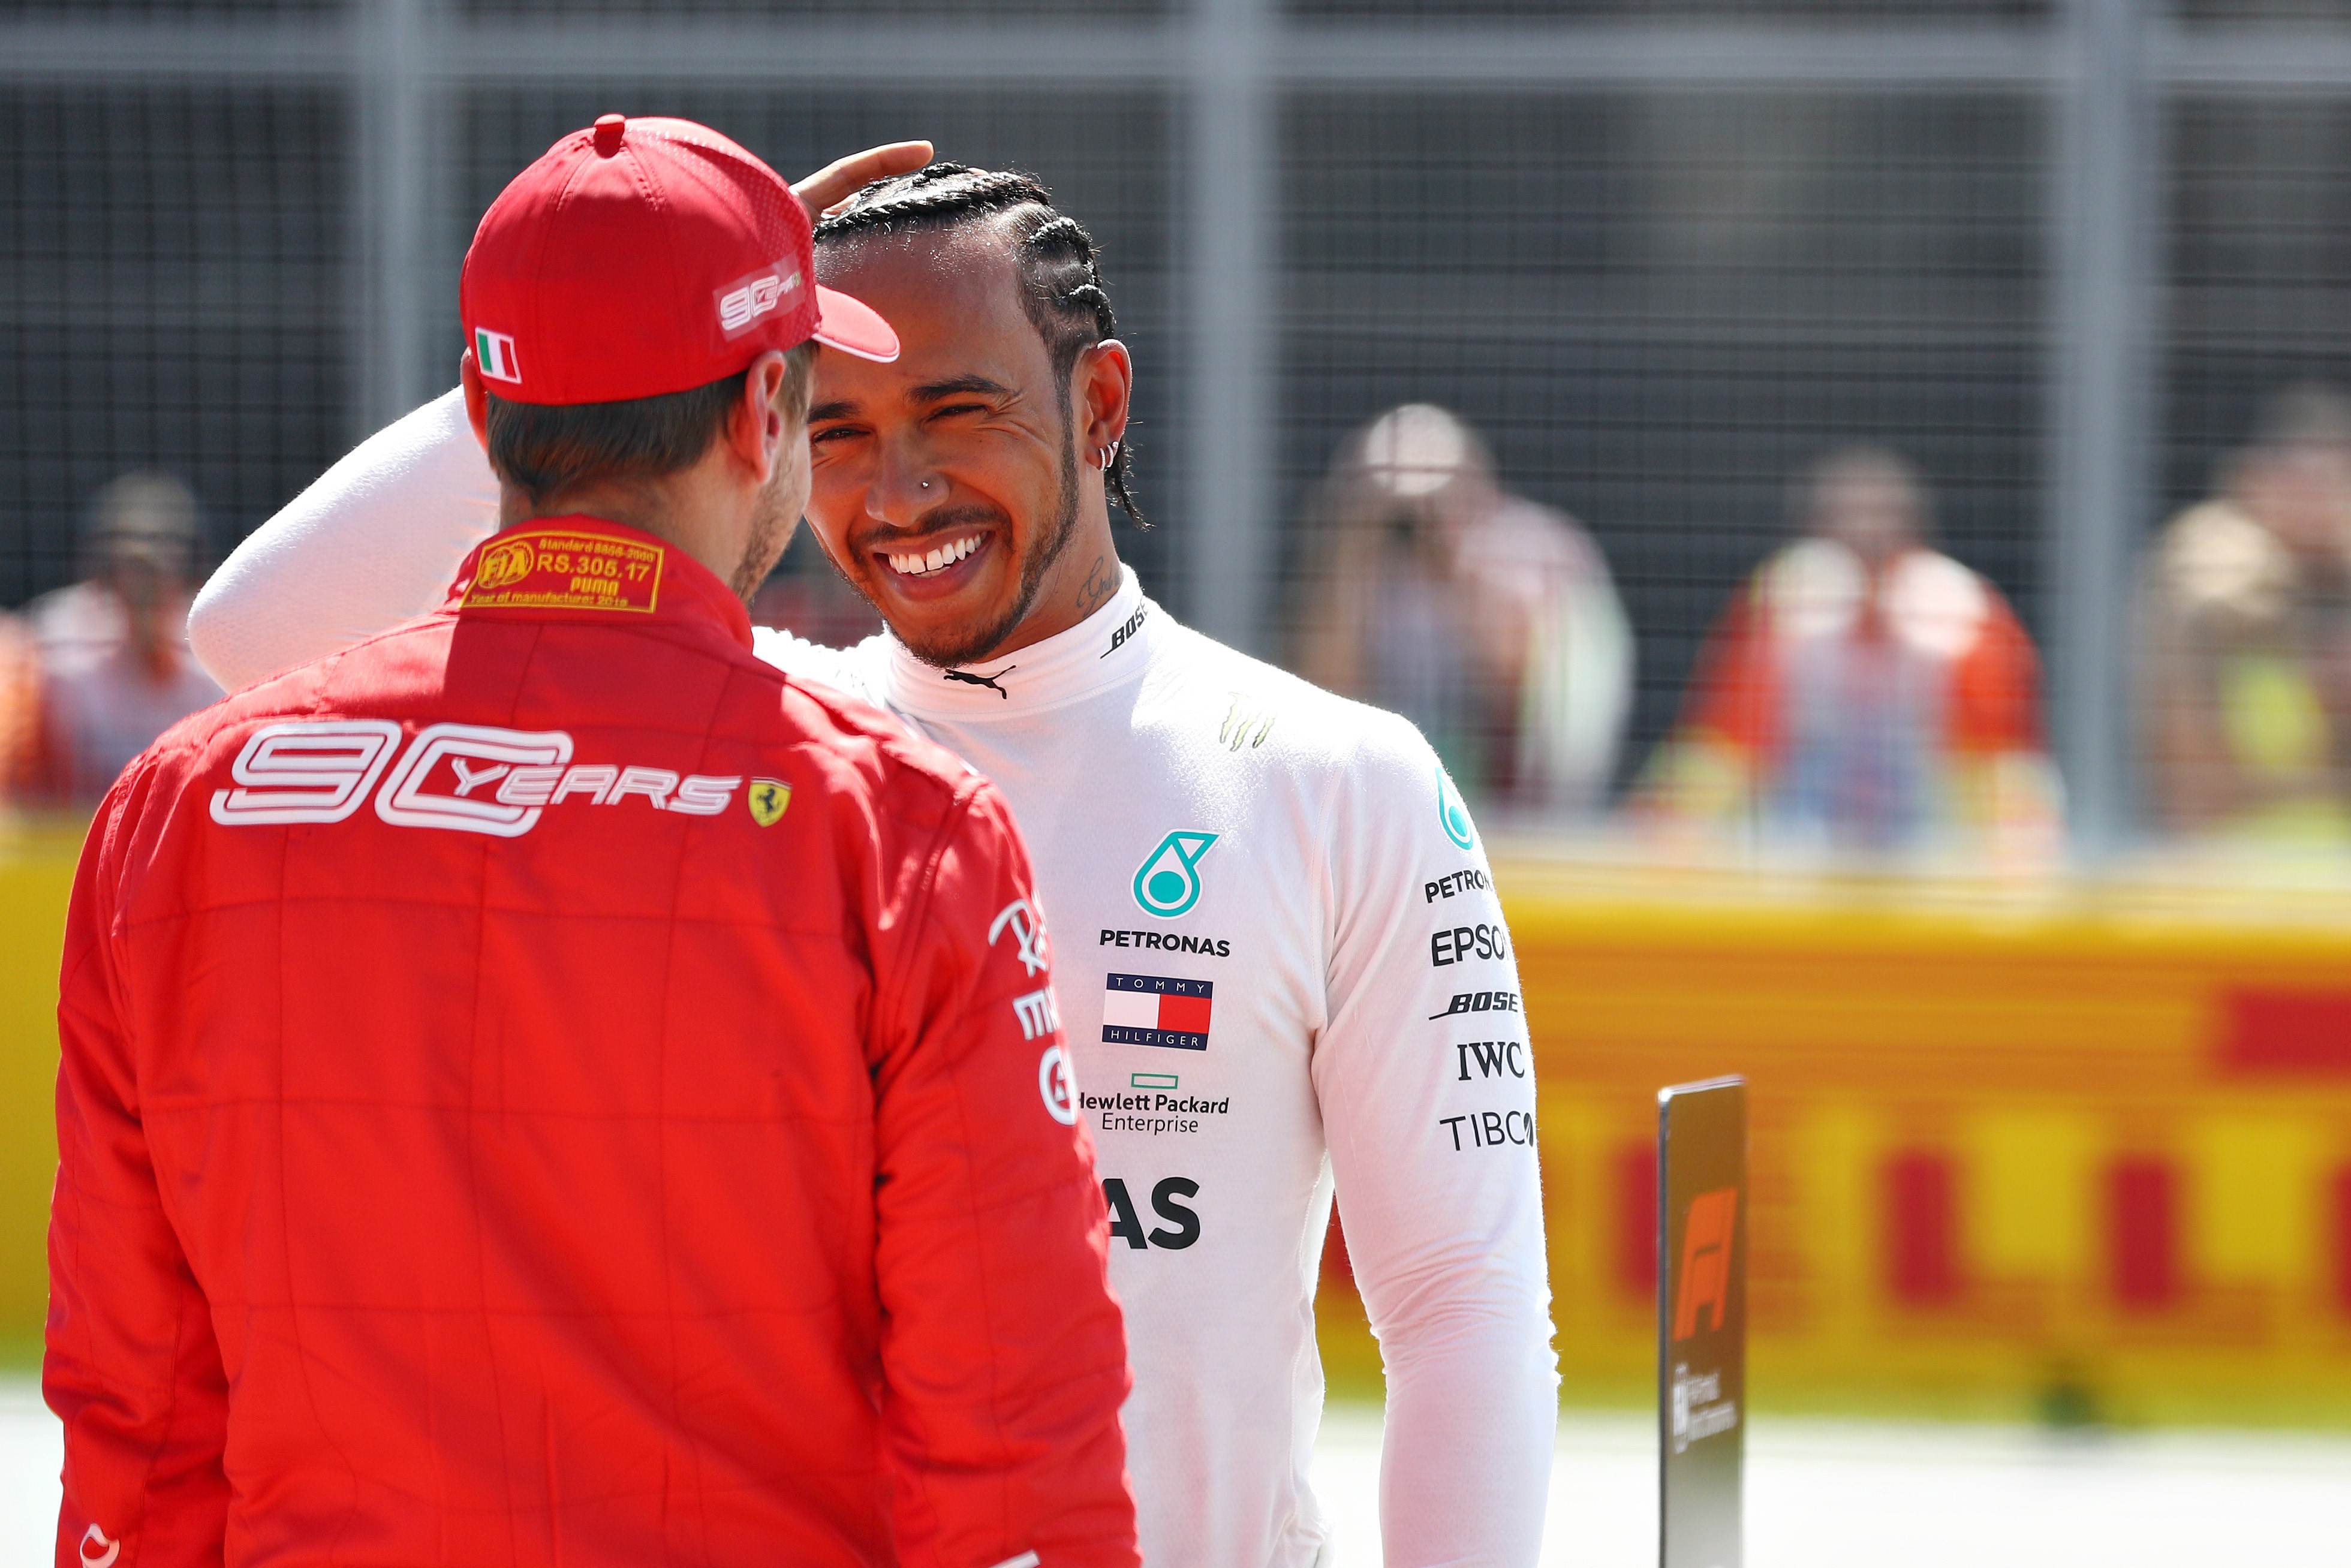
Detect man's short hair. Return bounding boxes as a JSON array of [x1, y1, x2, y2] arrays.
[[486, 340, 815, 508]]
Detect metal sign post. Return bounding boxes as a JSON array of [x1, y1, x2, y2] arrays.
[[1658, 1075, 1747, 1568]]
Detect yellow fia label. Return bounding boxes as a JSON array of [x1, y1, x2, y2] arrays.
[[747, 778, 792, 827], [463, 529, 662, 614]]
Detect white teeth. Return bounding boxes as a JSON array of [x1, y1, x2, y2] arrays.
[[885, 535, 980, 577]]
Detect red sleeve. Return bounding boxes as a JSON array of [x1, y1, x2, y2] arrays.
[[46, 761, 231, 1568], [869, 780, 1139, 1568], [1946, 586, 2046, 755], [1679, 573, 1779, 759]]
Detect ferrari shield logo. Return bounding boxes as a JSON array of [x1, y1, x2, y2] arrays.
[[747, 778, 791, 826]]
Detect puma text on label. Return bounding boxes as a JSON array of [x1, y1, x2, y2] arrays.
[[464, 529, 662, 615]]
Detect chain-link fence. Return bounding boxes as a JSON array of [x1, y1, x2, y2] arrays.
[[13, 1, 2351, 853]]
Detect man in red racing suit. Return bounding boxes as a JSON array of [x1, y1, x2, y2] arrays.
[[45, 116, 1136, 1568]]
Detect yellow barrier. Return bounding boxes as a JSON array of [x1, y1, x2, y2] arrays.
[[1322, 851, 2351, 1426], [14, 824, 2351, 1424], [0, 821, 79, 1365]]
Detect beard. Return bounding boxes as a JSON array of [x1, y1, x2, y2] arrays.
[[847, 423, 1082, 670], [728, 466, 800, 605]]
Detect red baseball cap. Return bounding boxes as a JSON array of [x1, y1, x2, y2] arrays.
[[460, 113, 898, 406]]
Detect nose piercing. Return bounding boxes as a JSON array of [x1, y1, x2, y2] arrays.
[[920, 479, 932, 490]]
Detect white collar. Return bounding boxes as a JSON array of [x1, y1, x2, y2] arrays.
[[883, 565, 1158, 720]]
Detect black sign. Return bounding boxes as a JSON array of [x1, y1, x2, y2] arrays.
[[1658, 1076, 1745, 1568]]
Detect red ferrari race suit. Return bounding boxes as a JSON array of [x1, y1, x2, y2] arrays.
[[46, 516, 1136, 1568]]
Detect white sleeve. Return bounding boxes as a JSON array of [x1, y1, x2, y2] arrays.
[[186, 388, 498, 691], [748, 625, 892, 708], [1313, 715, 1557, 1567]]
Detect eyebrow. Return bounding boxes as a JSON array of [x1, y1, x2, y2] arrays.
[[909, 375, 1016, 404], [806, 375, 1018, 428]]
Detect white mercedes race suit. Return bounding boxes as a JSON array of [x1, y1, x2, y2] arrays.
[[189, 389, 1560, 1568]]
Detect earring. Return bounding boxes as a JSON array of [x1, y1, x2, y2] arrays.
[[1098, 442, 1119, 469]]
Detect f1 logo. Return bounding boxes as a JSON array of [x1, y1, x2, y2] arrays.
[[1670, 1186, 1738, 1341]]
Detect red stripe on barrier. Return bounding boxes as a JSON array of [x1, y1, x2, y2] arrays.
[[2333, 1167, 2351, 1320], [1322, 1207, 1354, 1292], [1885, 1149, 1961, 1307], [1616, 1142, 1657, 1298], [2110, 1157, 2180, 1311], [2217, 990, 2351, 1076]]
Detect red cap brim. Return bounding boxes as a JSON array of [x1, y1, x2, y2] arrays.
[[812, 286, 899, 363]]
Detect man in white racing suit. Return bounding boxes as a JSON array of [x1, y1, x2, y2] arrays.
[[189, 154, 1558, 1568]]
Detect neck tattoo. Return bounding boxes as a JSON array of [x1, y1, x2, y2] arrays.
[[1076, 553, 1116, 618]]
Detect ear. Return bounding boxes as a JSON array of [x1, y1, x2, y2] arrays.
[[1074, 339, 1134, 465], [728, 349, 793, 483], [459, 350, 492, 453]]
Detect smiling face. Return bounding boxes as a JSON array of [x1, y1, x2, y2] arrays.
[[805, 224, 1109, 668]]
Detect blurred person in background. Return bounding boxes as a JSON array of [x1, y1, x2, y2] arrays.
[[1295, 402, 1633, 818], [2141, 384, 2351, 842], [1640, 445, 2059, 857], [0, 615, 37, 809], [11, 472, 221, 805]]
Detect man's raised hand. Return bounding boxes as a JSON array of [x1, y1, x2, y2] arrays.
[[793, 142, 934, 222]]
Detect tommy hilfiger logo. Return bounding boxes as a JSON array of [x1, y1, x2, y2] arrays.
[[1101, 973, 1213, 1051]]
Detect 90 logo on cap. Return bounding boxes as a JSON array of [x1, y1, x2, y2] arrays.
[[716, 259, 802, 337]]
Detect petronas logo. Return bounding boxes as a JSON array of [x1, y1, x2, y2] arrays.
[[1131, 829, 1219, 919], [1437, 766, 1476, 851]]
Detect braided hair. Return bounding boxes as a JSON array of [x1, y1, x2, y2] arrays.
[[814, 162, 1148, 528]]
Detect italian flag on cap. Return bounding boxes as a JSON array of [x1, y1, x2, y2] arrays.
[[474, 327, 522, 384]]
